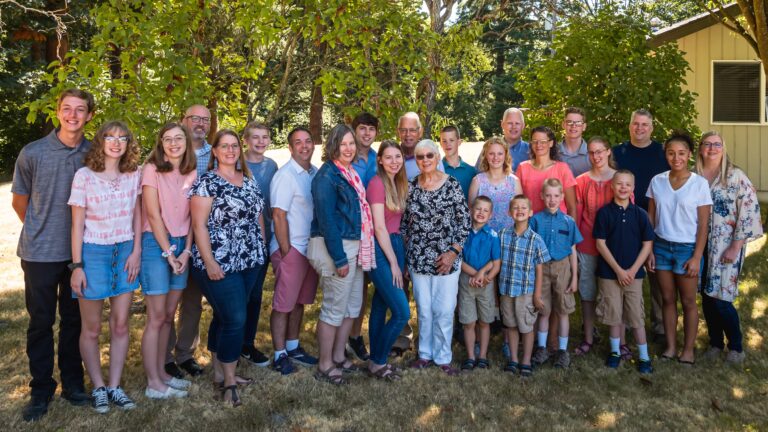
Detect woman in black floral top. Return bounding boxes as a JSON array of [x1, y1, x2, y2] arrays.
[[190, 130, 266, 407], [400, 139, 470, 375]]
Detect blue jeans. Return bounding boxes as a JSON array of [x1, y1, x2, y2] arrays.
[[368, 234, 410, 365], [243, 256, 270, 347], [701, 293, 743, 352], [192, 265, 260, 363]]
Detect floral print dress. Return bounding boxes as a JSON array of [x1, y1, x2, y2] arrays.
[[475, 172, 519, 233], [189, 171, 266, 274], [400, 176, 471, 275], [704, 167, 763, 302]]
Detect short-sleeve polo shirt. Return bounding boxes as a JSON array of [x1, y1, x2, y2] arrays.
[[593, 201, 655, 280]]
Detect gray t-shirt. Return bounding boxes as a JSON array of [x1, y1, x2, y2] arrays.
[[246, 157, 278, 245], [12, 130, 91, 262], [558, 139, 590, 178]]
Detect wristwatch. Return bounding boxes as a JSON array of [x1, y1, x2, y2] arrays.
[[68, 262, 84, 271], [448, 246, 460, 255]]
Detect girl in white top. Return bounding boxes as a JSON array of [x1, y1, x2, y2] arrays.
[[646, 131, 712, 365], [68, 120, 142, 413]]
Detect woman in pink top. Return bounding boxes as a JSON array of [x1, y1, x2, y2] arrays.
[[68, 120, 142, 413], [140, 123, 197, 399], [573, 137, 617, 356], [516, 126, 577, 220], [366, 140, 410, 380]]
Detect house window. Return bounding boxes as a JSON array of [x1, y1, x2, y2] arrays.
[[712, 62, 762, 123]]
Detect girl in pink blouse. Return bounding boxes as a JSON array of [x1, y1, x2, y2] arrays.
[[68, 120, 142, 413], [140, 123, 197, 399]]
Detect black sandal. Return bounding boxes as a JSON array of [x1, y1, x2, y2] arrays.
[[461, 359, 476, 371], [221, 385, 241, 407], [314, 366, 347, 385]]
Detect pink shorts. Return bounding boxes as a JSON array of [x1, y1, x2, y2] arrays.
[[271, 247, 319, 313]]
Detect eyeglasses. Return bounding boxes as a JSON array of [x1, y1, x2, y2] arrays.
[[565, 120, 585, 126], [415, 152, 436, 161], [588, 149, 607, 156], [530, 139, 551, 146], [398, 128, 420, 135], [701, 141, 723, 149], [162, 135, 186, 145], [104, 136, 129, 144], [185, 115, 211, 124], [217, 144, 240, 151]]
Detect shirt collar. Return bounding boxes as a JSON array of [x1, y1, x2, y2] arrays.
[[289, 157, 316, 175], [611, 200, 634, 211], [473, 223, 494, 235], [47, 129, 88, 151], [541, 209, 563, 217], [558, 139, 588, 156], [444, 157, 465, 169], [196, 141, 211, 156]]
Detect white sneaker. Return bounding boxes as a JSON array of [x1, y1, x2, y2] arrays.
[[164, 377, 192, 390], [145, 386, 188, 399]]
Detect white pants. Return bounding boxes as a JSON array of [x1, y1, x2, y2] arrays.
[[412, 271, 460, 365]]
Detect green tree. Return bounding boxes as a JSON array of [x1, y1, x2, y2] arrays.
[[516, 6, 699, 145]]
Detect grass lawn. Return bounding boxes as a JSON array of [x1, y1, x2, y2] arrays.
[[1, 183, 766, 431]]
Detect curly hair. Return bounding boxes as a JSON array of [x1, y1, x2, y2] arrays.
[[85, 120, 140, 173], [478, 136, 512, 174]]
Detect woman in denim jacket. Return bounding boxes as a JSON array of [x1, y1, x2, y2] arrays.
[[308, 124, 375, 385]]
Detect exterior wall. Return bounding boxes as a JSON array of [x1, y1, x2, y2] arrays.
[[675, 24, 768, 199]]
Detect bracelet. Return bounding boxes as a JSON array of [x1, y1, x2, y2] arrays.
[[162, 245, 178, 258], [180, 249, 192, 256]]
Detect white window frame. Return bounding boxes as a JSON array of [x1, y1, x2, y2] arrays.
[[710, 60, 767, 125]]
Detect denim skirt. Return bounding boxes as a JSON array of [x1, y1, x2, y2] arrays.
[[74, 240, 139, 300]]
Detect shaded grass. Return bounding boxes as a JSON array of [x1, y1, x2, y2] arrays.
[[1, 221, 767, 430]]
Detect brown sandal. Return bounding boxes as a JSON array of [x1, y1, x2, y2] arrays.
[[314, 366, 347, 385], [367, 365, 402, 381]]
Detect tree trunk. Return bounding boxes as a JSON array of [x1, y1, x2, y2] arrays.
[[208, 96, 218, 142], [309, 83, 324, 145]]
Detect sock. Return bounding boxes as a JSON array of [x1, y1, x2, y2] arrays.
[[286, 339, 299, 351], [537, 331, 548, 348], [637, 344, 650, 361], [610, 337, 621, 355], [274, 349, 287, 361], [558, 336, 569, 351]]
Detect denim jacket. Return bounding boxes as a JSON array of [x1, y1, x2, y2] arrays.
[[310, 161, 362, 268]]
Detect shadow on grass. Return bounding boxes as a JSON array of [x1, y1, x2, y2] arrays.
[[1, 241, 767, 431]]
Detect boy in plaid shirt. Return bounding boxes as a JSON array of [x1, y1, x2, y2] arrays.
[[498, 195, 550, 377]]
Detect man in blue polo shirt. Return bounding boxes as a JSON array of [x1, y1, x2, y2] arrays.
[[612, 109, 669, 342], [558, 107, 590, 177], [475, 107, 530, 172], [440, 125, 476, 200], [593, 170, 655, 373], [12, 89, 95, 421]]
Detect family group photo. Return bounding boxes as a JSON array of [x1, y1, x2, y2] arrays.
[[2, 0, 768, 431]]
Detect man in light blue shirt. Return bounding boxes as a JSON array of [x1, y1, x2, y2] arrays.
[[476, 108, 529, 172], [351, 112, 379, 188], [558, 107, 590, 177]]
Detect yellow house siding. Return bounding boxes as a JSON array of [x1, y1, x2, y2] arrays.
[[675, 24, 767, 198]]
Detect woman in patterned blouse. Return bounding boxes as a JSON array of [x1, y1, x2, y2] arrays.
[[401, 139, 471, 375], [696, 131, 763, 364], [189, 130, 266, 406]]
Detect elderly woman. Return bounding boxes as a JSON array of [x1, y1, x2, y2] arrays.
[[190, 130, 266, 406], [402, 139, 470, 375], [308, 124, 375, 385], [696, 131, 763, 364]]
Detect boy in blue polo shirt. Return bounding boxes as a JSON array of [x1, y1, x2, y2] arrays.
[[529, 179, 582, 369], [593, 170, 655, 373], [440, 125, 476, 200], [459, 196, 501, 371], [499, 195, 550, 377]]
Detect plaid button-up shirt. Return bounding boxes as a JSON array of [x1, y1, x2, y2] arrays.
[[499, 225, 550, 297]]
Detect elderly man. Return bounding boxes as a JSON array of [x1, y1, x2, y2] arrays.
[[165, 104, 212, 378], [613, 109, 669, 343], [398, 112, 444, 180], [475, 108, 530, 172]]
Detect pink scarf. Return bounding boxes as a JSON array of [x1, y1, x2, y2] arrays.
[[333, 161, 375, 271]]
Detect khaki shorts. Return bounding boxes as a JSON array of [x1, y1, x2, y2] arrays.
[[307, 237, 363, 326], [540, 257, 576, 315], [577, 252, 599, 302], [500, 294, 538, 333], [596, 278, 645, 329], [458, 272, 495, 324]]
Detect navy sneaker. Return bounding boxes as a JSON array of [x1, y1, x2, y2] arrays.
[[606, 353, 621, 369], [271, 353, 296, 375], [287, 346, 319, 366], [637, 359, 653, 374], [241, 345, 270, 367]]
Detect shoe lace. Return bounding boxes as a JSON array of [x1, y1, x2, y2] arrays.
[[94, 389, 108, 406], [110, 387, 130, 404]]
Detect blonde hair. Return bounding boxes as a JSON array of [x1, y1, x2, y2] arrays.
[[478, 136, 512, 174], [375, 140, 408, 211], [541, 178, 563, 193], [695, 130, 733, 188]]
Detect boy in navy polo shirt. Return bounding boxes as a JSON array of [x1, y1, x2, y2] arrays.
[[530, 179, 582, 369], [594, 170, 655, 373], [458, 196, 501, 371]]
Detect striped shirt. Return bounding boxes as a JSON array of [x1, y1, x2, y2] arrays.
[[499, 226, 550, 297]]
